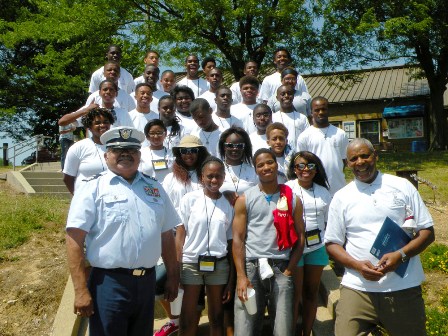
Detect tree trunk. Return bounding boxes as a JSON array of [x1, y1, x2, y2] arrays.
[[427, 82, 447, 150]]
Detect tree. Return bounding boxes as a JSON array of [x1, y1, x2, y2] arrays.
[[128, 0, 319, 80], [321, 0, 448, 150], [0, 0, 137, 141], [1, 0, 320, 141]]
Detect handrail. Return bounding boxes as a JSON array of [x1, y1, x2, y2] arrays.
[[7, 134, 53, 170]]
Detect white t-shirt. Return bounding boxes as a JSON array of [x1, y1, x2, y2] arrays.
[[275, 155, 290, 184], [191, 128, 222, 157], [177, 77, 208, 98], [212, 112, 244, 131], [325, 172, 433, 292], [86, 89, 136, 112], [129, 109, 159, 134], [286, 181, 331, 253], [180, 190, 234, 263], [89, 66, 135, 94], [229, 81, 242, 105], [139, 147, 174, 183], [164, 124, 185, 153], [272, 110, 310, 152], [249, 132, 268, 155], [267, 91, 312, 116], [198, 90, 217, 111], [162, 170, 202, 215], [259, 72, 309, 102], [229, 81, 262, 105], [220, 162, 257, 195], [63, 138, 107, 192], [176, 112, 197, 135], [296, 125, 349, 196], [134, 75, 163, 91], [230, 103, 257, 134]]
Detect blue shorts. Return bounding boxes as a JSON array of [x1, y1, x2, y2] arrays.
[[297, 246, 329, 267]]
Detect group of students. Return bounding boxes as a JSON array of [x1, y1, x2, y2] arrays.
[[58, 44, 347, 336]]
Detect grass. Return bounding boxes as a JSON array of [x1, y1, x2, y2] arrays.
[[0, 182, 70, 258]]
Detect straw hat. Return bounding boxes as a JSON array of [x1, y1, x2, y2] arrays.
[[172, 135, 205, 156]]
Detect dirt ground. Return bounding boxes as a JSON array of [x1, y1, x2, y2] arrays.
[[0, 185, 446, 335]]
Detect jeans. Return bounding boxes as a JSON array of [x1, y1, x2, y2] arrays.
[[60, 138, 74, 169], [234, 259, 294, 336]]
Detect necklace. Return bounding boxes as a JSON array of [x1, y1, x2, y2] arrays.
[[204, 192, 218, 255], [92, 138, 106, 172], [225, 162, 243, 193], [216, 114, 234, 129], [201, 129, 216, 145], [259, 185, 279, 203], [298, 183, 318, 227], [318, 126, 330, 139], [279, 110, 297, 144]]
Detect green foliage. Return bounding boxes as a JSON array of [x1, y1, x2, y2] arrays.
[[426, 306, 448, 335], [421, 244, 448, 273], [322, 0, 448, 148], [0, 0, 321, 141], [131, 0, 319, 79], [0, 194, 69, 252], [0, 0, 139, 141]]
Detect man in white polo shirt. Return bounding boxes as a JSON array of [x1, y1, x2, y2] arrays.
[[325, 138, 435, 336]]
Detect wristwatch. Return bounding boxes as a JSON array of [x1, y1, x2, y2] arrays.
[[398, 248, 409, 263]]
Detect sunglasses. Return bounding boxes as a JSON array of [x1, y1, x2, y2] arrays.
[[179, 147, 200, 155], [295, 163, 316, 170], [110, 148, 139, 155], [224, 143, 245, 150]]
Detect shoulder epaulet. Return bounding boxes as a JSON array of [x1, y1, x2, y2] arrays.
[[142, 173, 158, 182], [82, 172, 105, 182]]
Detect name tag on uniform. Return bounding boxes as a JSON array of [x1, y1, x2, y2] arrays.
[[152, 159, 168, 170], [305, 229, 322, 247], [198, 255, 216, 272]]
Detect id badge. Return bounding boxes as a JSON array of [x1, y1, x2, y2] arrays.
[[152, 159, 168, 171], [198, 255, 216, 272], [305, 229, 322, 247]]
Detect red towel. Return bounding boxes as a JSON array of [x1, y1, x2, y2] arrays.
[[272, 184, 298, 251]]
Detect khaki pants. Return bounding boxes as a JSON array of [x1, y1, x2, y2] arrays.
[[335, 286, 426, 336]]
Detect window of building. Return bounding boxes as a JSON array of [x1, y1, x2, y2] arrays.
[[359, 120, 380, 145], [343, 121, 356, 141], [386, 117, 424, 139]]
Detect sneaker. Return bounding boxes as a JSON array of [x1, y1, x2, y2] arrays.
[[153, 321, 179, 336]]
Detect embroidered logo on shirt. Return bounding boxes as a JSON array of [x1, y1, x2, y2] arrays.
[[144, 185, 160, 197]]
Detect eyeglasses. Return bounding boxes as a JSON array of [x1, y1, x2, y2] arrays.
[[294, 163, 316, 170], [110, 148, 139, 155], [254, 112, 271, 119], [148, 131, 165, 137], [179, 147, 200, 155], [224, 143, 245, 150]]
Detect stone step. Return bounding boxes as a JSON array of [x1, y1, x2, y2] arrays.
[[26, 177, 66, 186], [32, 184, 70, 193], [21, 171, 63, 179], [34, 191, 71, 198]]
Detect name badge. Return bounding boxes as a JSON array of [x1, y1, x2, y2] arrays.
[[198, 255, 216, 272], [305, 229, 322, 247], [152, 159, 168, 171]]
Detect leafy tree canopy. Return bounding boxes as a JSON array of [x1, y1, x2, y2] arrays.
[[1, 0, 320, 141], [321, 0, 448, 149]]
